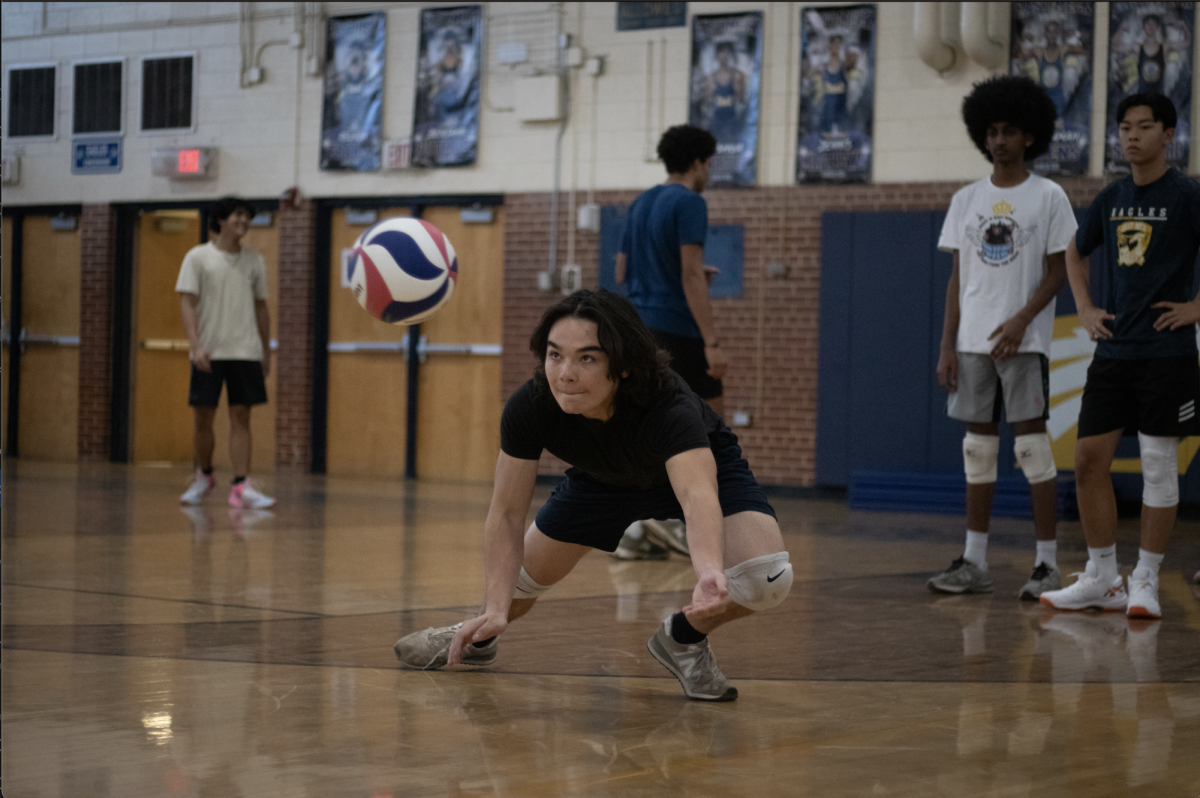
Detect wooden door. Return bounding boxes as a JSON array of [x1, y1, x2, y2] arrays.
[[325, 207, 412, 476], [2, 214, 11, 455], [16, 215, 81, 460]]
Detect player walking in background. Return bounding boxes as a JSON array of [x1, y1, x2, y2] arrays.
[[177, 197, 276, 509], [611, 125, 727, 560], [1041, 94, 1200, 620], [930, 75, 1076, 599], [394, 290, 792, 701]]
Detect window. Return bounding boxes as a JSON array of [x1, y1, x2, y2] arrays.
[[7, 63, 57, 138], [141, 54, 194, 131], [74, 60, 123, 135]]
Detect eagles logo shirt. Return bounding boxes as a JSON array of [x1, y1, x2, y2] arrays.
[[1076, 169, 1200, 359]]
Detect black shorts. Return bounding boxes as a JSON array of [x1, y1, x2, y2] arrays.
[[1077, 355, 1200, 438], [534, 425, 775, 552], [188, 360, 268, 407], [649, 327, 723, 400]]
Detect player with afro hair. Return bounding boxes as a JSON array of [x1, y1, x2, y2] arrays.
[[961, 74, 1057, 162]]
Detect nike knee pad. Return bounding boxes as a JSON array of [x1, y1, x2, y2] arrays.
[[1138, 433, 1179, 508], [1014, 433, 1057, 485], [725, 552, 792, 611], [513, 566, 552, 600], [963, 433, 1000, 484]]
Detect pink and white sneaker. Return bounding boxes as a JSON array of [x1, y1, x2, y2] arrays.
[[181, 469, 217, 505], [229, 479, 276, 509]]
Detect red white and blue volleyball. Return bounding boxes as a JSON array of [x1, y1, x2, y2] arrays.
[[347, 217, 458, 325]]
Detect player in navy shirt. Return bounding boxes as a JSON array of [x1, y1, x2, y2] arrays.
[[1042, 94, 1200, 621]]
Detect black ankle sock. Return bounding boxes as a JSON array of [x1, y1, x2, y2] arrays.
[[472, 637, 496, 648], [201, 468, 214, 476], [232, 476, 246, 486], [670, 612, 706, 645]]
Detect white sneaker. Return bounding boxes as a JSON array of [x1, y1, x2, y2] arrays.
[[1039, 561, 1127, 612], [1126, 567, 1162, 619], [181, 469, 216, 505], [229, 478, 276, 509]]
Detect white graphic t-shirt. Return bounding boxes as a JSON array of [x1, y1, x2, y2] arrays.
[[939, 173, 1078, 356]]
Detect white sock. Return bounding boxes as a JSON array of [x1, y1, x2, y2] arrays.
[[623, 520, 644, 541], [1135, 549, 1164, 577], [964, 530, 988, 569], [1035, 540, 1058, 569], [1088, 544, 1119, 581]]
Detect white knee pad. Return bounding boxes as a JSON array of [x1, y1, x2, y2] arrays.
[[963, 433, 1000, 484], [513, 567, 552, 600], [725, 552, 792, 611], [1138, 433, 1179, 508], [1014, 433, 1057, 485]]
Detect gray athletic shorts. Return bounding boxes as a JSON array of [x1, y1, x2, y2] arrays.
[[947, 352, 1049, 424]]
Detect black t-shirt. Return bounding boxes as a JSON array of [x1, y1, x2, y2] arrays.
[[500, 371, 720, 489], [1076, 169, 1200, 359]]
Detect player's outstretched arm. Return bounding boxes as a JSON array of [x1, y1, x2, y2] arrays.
[[447, 452, 538, 664], [665, 448, 729, 619], [988, 251, 1067, 360], [680, 244, 727, 378], [1066, 239, 1113, 340]]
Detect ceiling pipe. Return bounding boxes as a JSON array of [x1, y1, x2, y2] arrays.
[[961, 2, 1007, 70], [914, 2, 956, 74]]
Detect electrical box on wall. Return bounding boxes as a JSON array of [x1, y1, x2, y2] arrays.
[[151, 147, 217, 180], [1, 155, 18, 185], [516, 75, 562, 122], [577, 203, 601, 233]]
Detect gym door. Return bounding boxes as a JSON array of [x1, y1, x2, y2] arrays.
[[131, 210, 278, 468]]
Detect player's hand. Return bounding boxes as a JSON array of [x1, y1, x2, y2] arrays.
[[191, 348, 212, 372], [705, 344, 728, 379], [703, 265, 720, 287], [1079, 305, 1115, 341], [261, 351, 272, 379], [1151, 300, 1200, 331], [683, 569, 730, 620], [987, 315, 1029, 361], [447, 612, 507, 665], [936, 348, 958, 393]]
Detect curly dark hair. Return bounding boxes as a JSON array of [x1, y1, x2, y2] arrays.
[[961, 75, 1057, 162], [208, 196, 256, 233], [529, 289, 672, 414], [657, 125, 717, 174]]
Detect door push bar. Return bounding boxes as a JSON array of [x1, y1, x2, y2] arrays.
[[327, 334, 502, 363]]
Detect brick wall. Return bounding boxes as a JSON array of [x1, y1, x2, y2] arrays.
[[275, 198, 316, 468], [502, 178, 1107, 487], [77, 203, 116, 461]]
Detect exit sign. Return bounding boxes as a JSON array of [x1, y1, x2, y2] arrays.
[[152, 147, 217, 179]]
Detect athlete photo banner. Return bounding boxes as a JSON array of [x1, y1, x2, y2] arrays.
[[321, 12, 385, 171], [1105, 1, 1194, 173], [412, 5, 482, 168], [689, 12, 763, 187], [796, 5, 876, 184], [1010, 2, 1094, 176]]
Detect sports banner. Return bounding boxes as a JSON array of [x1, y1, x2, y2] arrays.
[[412, 5, 482, 168], [1010, 2, 1095, 176], [1105, 2, 1194, 173], [796, 5, 876, 184], [321, 13, 385, 171], [689, 12, 762, 187]]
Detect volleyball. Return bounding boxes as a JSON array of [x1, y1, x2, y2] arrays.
[[347, 217, 458, 324]]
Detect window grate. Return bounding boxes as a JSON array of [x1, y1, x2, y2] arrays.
[[141, 56, 193, 131], [74, 61, 123, 135], [8, 66, 56, 137]]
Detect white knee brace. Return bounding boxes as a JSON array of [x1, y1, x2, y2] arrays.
[[1014, 433, 1057, 485], [1138, 433, 1179, 508], [963, 433, 1000, 484], [725, 552, 792, 611], [513, 567, 552, 600]]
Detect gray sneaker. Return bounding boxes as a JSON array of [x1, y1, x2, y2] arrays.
[[643, 519, 690, 557], [927, 557, 994, 594], [1018, 562, 1061, 601], [610, 527, 670, 561], [393, 623, 498, 670], [646, 618, 737, 701]]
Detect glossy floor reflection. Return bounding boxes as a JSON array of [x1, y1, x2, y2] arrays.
[[4, 461, 1200, 797]]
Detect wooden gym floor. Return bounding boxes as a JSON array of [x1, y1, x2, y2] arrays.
[[4, 460, 1199, 797]]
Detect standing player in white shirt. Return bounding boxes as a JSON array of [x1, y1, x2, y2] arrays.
[[929, 75, 1077, 599]]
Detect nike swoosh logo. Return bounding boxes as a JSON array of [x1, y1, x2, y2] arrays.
[[767, 570, 785, 582]]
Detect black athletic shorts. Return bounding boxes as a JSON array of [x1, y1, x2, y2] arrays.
[[649, 327, 723, 400], [188, 360, 268, 407], [534, 425, 775, 552], [1077, 354, 1200, 438]]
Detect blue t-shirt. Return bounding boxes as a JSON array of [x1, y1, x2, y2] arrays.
[[1076, 169, 1200, 359], [619, 183, 708, 337]]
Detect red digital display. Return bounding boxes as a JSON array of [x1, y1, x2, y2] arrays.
[[178, 149, 201, 173]]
